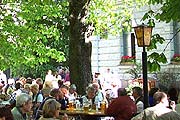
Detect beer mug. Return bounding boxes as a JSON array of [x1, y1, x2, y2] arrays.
[[83, 102, 89, 112], [100, 101, 106, 112], [68, 100, 74, 111]]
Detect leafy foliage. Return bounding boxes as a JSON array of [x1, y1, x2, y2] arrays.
[[126, 63, 142, 79], [88, 0, 149, 37], [141, 0, 180, 72], [171, 54, 180, 62], [0, 0, 151, 78], [0, 1, 69, 77], [148, 0, 180, 22]]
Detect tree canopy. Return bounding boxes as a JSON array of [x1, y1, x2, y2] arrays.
[[0, 0, 148, 78], [0, 1, 69, 77]]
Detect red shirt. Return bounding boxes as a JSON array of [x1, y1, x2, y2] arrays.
[[105, 95, 137, 120]]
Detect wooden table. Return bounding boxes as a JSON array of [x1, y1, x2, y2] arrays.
[[59, 108, 111, 117]]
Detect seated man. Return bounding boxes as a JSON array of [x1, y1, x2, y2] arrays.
[[92, 83, 104, 103], [131, 92, 180, 120], [11, 93, 32, 120], [105, 88, 137, 120], [132, 86, 144, 114]]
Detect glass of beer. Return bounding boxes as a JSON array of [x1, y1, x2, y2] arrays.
[[83, 103, 89, 112], [100, 101, 106, 112], [68, 100, 74, 111]]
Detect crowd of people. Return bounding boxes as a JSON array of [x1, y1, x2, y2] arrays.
[[0, 69, 180, 120]]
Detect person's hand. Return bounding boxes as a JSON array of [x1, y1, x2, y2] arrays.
[[62, 113, 68, 120], [170, 101, 176, 111]]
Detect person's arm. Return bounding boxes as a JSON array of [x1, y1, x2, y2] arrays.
[[62, 113, 68, 120], [131, 111, 144, 120], [105, 99, 119, 116], [170, 101, 176, 111], [136, 101, 144, 113]]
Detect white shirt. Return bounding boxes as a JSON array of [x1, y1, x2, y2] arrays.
[[136, 100, 144, 113]]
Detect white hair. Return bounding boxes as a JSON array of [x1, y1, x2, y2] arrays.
[[16, 93, 32, 107]]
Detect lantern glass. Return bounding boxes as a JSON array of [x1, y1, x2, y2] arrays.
[[134, 25, 153, 47]]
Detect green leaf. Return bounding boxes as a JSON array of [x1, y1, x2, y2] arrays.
[[148, 61, 160, 72]]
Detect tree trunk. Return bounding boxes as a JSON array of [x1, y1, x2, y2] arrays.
[[69, 0, 92, 95]]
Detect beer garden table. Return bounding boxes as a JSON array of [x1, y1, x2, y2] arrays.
[[59, 108, 114, 119]]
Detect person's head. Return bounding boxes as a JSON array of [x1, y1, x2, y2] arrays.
[[19, 77, 27, 85], [92, 83, 99, 93], [94, 72, 100, 78], [168, 87, 178, 96], [42, 99, 61, 118], [149, 87, 159, 97], [23, 83, 31, 93], [36, 78, 43, 90], [0, 105, 13, 120], [26, 77, 33, 84], [41, 87, 51, 98], [168, 87, 178, 103], [15, 82, 22, 90], [60, 85, 69, 97], [86, 85, 96, 99], [153, 92, 169, 107], [132, 87, 143, 99], [50, 88, 63, 100], [47, 70, 52, 75], [69, 84, 77, 94], [43, 81, 53, 89], [117, 88, 127, 97], [16, 93, 32, 113], [30, 83, 39, 94]]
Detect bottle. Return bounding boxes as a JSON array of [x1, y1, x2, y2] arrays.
[[95, 101, 99, 111], [88, 99, 92, 110], [75, 100, 81, 110]]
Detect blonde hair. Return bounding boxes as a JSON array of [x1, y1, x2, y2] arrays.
[[24, 83, 31, 89], [43, 81, 53, 89], [42, 99, 61, 118], [30, 83, 39, 92], [23, 83, 31, 92]]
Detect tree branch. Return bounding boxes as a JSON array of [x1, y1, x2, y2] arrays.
[[162, 28, 180, 53]]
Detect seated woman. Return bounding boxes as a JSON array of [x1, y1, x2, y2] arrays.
[[81, 85, 96, 107], [30, 83, 44, 118], [68, 84, 78, 101], [81, 85, 101, 120], [39, 99, 68, 120]]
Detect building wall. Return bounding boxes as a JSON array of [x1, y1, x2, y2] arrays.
[[91, 35, 122, 74], [91, 4, 177, 86]]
